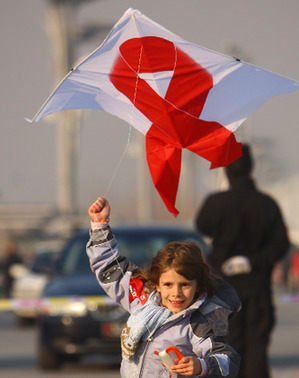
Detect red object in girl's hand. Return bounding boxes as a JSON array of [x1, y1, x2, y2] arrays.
[[154, 346, 184, 377]]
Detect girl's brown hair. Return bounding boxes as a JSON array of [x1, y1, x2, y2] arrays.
[[134, 241, 216, 298]]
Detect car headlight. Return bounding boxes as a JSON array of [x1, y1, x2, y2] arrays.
[[62, 301, 88, 316], [39, 299, 88, 317], [39, 296, 115, 317]]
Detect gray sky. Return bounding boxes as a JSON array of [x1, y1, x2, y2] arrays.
[[1, 0, 298, 233]]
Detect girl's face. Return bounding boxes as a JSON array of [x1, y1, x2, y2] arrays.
[[156, 268, 197, 313]]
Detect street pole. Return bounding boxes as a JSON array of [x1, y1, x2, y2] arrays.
[[178, 150, 196, 220], [45, 0, 80, 215]]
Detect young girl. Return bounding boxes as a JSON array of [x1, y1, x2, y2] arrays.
[[86, 197, 240, 377]]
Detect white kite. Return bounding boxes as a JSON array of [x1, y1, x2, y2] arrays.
[[28, 8, 299, 216]]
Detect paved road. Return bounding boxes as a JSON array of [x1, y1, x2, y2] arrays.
[[270, 290, 299, 378], [0, 289, 298, 378], [0, 311, 120, 378]]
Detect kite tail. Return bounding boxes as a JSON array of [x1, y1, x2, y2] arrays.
[[208, 131, 243, 169], [186, 122, 243, 169], [146, 130, 182, 217]]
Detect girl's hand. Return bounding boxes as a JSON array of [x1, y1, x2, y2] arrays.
[[171, 356, 202, 376], [88, 196, 110, 223]]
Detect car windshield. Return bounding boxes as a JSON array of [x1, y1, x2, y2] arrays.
[[56, 228, 205, 276]]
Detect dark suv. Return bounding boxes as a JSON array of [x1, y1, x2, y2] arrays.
[[37, 225, 207, 370]]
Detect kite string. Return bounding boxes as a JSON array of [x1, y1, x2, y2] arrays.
[[104, 45, 143, 198], [101, 46, 141, 266], [104, 44, 153, 338], [103, 125, 132, 197], [132, 44, 143, 108], [130, 44, 153, 338]]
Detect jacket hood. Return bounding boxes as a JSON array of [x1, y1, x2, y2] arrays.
[[212, 278, 241, 312], [188, 279, 241, 339]]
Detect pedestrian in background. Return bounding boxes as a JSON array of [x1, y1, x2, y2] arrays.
[[0, 239, 23, 297], [195, 143, 289, 378]]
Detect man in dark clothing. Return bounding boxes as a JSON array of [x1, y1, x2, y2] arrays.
[[0, 240, 23, 297], [195, 144, 289, 378]]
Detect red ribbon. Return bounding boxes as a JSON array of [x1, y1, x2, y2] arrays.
[[110, 36, 242, 215], [129, 278, 148, 305]]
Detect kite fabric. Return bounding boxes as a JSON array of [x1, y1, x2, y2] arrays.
[[28, 8, 299, 216]]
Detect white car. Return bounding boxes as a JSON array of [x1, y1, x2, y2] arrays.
[[11, 250, 57, 324]]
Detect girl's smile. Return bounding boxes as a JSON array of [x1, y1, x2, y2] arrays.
[[156, 268, 197, 313]]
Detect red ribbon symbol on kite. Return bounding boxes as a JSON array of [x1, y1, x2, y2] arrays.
[[110, 36, 241, 216]]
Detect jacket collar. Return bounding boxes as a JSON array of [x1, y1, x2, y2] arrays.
[[168, 294, 207, 321]]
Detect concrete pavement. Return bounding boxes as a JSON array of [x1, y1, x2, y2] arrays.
[[270, 290, 299, 378]]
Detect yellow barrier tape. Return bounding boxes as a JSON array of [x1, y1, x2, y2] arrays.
[[0, 299, 13, 311], [1, 293, 299, 312], [0, 295, 112, 312]]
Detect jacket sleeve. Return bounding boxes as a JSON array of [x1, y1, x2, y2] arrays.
[[195, 194, 222, 238], [250, 199, 289, 271], [86, 223, 141, 314], [200, 336, 240, 377], [190, 322, 240, 377], [190, 285, 241, 377]]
